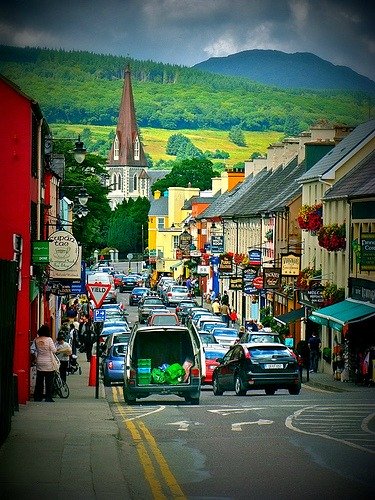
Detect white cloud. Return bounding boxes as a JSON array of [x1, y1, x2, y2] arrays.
[[288, 0, 309, 30]]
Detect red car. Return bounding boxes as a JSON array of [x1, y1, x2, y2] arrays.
[[113, 273, 126, 289], [202, 347, 228, 385]]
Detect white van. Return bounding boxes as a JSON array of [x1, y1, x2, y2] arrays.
[[87, 272, 117, 304], [123, 325, 205, 405]]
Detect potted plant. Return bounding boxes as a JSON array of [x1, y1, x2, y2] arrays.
[[297, 203, 323, 233], [318, 223, 346, 251]]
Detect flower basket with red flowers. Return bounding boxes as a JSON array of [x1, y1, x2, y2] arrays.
[[318, 223, 346, 252], [297, 204, 323, 233], [296, 267, 321, 290]]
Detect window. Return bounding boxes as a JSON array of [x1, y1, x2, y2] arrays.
[[173, 235, 179, 249], [134, 136, 140, 160], [133, 174, 137, 191], [114, 135, 119, 160], [157, 217, 164, 230]]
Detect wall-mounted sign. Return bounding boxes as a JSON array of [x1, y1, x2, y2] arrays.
[[211, 235, 224, 254], [263, 267, 281, 289], [281, 253, 301, 276], [218, 255, 233, 275], [50, 246, 82, 280], [179, 230, 192, 257], [360, 233, 375, 271], [248, 249, 262, 266], [32, 241, 50, 263], [197, 265, 210, 275], [307, 284, 324, 304], [49, 230, 79, 271], [229, 276, 243, 290]]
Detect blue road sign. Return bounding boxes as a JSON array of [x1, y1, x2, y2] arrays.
[[94, 309, 106, 322]]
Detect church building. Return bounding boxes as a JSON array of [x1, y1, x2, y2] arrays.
[[106, 66, 150, 209]]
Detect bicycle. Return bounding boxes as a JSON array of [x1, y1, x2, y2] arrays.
[[52, 370, 70, 398]]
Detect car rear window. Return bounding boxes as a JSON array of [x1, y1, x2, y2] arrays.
[[213, 328, 238, 336], [152, 316, 179, 325], [249, 347, 292, 357], [144, 298, 163, 305], [112, 345, 127, 356], [205, 350, 226, 360], [202, 323, 227, 332], [248, 334, 279, 343], [171, 286, 189, 292]]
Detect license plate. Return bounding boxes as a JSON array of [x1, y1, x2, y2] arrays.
[[264, 363, 283, 369]]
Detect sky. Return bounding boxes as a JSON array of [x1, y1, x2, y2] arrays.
[[0, 0, 374, 81]]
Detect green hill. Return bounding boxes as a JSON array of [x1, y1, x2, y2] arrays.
[[0, 45, 371, 136]]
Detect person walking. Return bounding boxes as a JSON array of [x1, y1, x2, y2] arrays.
[[308, 332, 321, 373], [32, 324, 57, 402], [221, 290, 229, 306], [229, 308, 238, 326], [220, 302, 230, 327], [55, 331, 72, 383], [79, 315, 95, 361], [212, 298, 221, 316]]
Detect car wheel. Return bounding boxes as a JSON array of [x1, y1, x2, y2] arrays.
[[235, 375, 247, 396], [213, 375, 224, 395], [288, 386, 301, 395], [265, 387, 276, 395], [123, 385, 137, 405]]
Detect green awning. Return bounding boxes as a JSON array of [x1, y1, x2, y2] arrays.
[[274, 308, 305, 325], [309, 299, 375, 332]]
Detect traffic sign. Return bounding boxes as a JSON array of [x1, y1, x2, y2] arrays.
[[94, 308, 106, 322], [127, 253, 133, 260], [86, 283, 111, 308]]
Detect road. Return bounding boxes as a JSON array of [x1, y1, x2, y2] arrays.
[[106, 285, 375, 499]]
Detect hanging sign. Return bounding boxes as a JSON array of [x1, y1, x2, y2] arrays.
[[281, 253, 301, 276], [253, 276, 264, 289], [49, 230, 79, 271], [211, 235, 224, 254], [179, 230, 192, 257], [218, 255, 233, 275], [248, 249, 262, 266], [263, 267, 281, 289], [229, 276, 243, 290]]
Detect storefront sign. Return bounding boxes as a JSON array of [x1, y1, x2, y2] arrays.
[[32, 241, 50, 263], [263, 267, 281, 289], [197, 265, 210, 275], [360, 232, 375, 271], [218, 255, 233, 275], [281, 253, 300, 276], [253, 276, 264, 289], [211, 235, 224, 254], [179, 230, 192, 257], [49, 246, 82, 280], [49, 230, 79, 271], [307, 284, 324, 304], [229, 276, 243, 290], [349, 277, 375, 305], [248, 249, 262, 266]]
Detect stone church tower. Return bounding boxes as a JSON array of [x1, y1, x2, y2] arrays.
[[106, 66, 149, 209]]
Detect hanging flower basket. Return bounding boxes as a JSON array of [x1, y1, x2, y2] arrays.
[[296, 267, 321, 291], [318, 223, 346, 251], [321, 282, 345, 306], [297, 204, 323, 233]]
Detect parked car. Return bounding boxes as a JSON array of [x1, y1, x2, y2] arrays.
[[212, 343, 301, 396], [101, 343, 128, 386], [186, 307, 210, 327], [138, 296, 166, 323], [113, 273, 127, 289], [98, 325, 130, 351], [162, 285, 191, 306], [156, 276, 175, 296], [194, 315, 218, 330], [199, 321, 227, 334], [147, 312, 180, 326], [129, 287, 150, 306], [101, 332, 130, 357], [211, 327, 239, 347], [123, 325, 205, 404], [121, 275, 141, 292], [202, 346, 228, 385], [175, 299, 199, 324], [199, 333, 220, 346]]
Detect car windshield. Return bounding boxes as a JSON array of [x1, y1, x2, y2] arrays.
[[249, 347, 291, 357], [213, 328, 238, 337], [202, 322, 227, 332]]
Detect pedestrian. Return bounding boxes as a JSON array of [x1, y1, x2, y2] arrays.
[[31, 324, 57, 402], [220, 302, 230, 327], [212, 298, 221, 316], [235, 325, 246, 343], [79, 314, 95, 361], [55, 331, 72, 383], [229, 308, 238, 326], [296, 340, 310, 382], [210, 289, 216, 302], [308, 332, 321, 373], [246, 318, 259, 332], [221, 290, 229, 306]]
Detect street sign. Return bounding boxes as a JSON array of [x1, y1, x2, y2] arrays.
[[127, 253, 133, 260], [86, 283, 111, 308], [94, 308, 106, 322]]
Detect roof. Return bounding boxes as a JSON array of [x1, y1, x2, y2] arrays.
[[182, 195, 217, 210], [149, 196, 168, 216], [147, 170, 169, 185], [298, 119, 375, 183], [323, 150, 375, 200], [222, 156, 302, 218]]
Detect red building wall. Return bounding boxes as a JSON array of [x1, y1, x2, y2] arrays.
[[0, 77, 39, 403]]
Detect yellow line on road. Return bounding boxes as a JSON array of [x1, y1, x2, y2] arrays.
[[112, 387, 186, 499]]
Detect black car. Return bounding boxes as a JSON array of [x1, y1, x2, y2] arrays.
[[129, 287, 150, 306], [120, 275, 140, 292], [138, 296, 166, 323], [175, 299, 199, 324], [212, 343, 301, 396]]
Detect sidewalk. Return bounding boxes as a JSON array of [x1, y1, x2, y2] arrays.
[[0, 354, 130, 499], [301, 369, 374, 393]]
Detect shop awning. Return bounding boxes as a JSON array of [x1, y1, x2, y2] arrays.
[[309, 299, 375, 332], [274, 308, 305, 325], [170, 261, 183, 270]]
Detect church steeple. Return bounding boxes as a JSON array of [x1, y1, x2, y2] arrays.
[[108, 65, 147, 166]]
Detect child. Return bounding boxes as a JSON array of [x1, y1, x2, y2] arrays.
[[229, 308, 238, 326]]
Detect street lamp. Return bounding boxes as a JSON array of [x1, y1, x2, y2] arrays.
[[72, 136, 87, 164], [45, 134, 87, 164]]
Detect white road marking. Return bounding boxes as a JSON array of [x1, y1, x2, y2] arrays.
[[231, 419, 273, 431], [207, 408, 265, 416], [166, 420, 204, 431]]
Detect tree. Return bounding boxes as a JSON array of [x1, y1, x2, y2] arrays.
[[166, 133, 191, 155], [151, 158, 220, 194], [228, 125, 247, 146]]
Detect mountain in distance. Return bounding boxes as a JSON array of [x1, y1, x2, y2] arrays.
[[193, 49, 375, 93]]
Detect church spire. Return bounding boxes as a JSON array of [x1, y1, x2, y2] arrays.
[[108, 65, 147, 166]]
